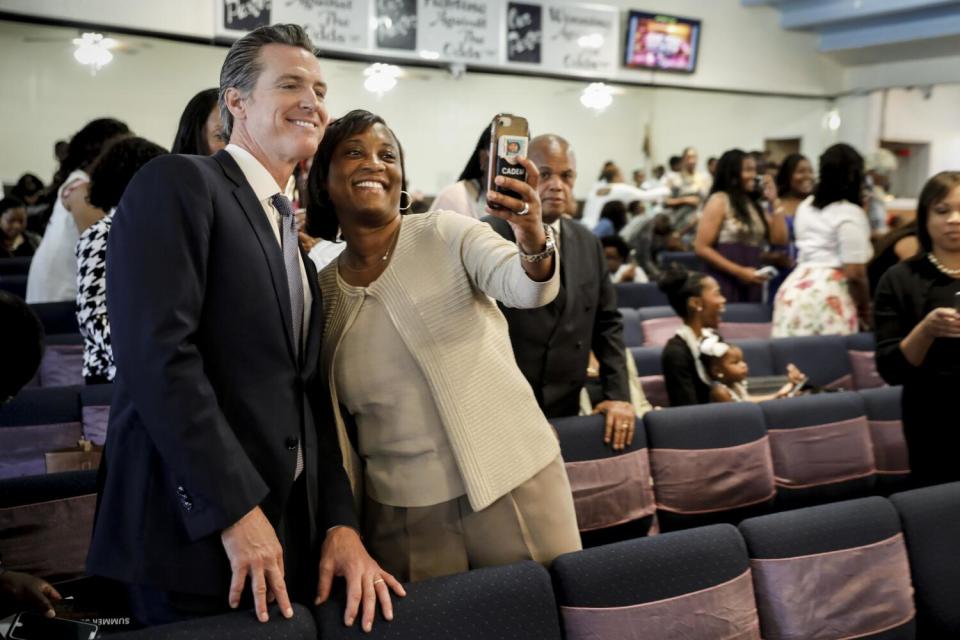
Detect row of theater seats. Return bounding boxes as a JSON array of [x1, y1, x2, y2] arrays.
[[3, 470, 952, 638], [632, 332, 881, 406], [0, 386, 907, 566], [556, 388, 909, 545], [58, 483, 957, 639], [620, 302, 773, 346]]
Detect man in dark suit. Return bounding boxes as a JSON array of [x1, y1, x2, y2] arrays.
[[87, 25, 403, 631], [485, 134, 636, 449]]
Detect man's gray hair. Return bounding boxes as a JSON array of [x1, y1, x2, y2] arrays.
[[218, 24, 316, 140]]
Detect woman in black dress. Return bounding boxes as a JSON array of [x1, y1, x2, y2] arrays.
[[874, 171, 960, 487], [658, 268, 727, 406]]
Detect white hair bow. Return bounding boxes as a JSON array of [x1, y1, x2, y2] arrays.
[[699, 333, 730, 359]]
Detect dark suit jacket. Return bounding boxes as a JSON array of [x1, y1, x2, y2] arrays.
[[484, 216, 630, 417], [87, 151, 357, 596]]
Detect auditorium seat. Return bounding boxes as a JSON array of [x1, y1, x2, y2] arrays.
[[657, 250, 702, 272], [552, 415, 655, 547], [29, 300, 80, 334], [717, 303, 773, 341], [614, 282, 669, 308], [859, 386, 910, 493], [0, 385, 82, 479], [768, 335, 853, 389], [847, 332, 884, 389], [890, 482, 960, 637], [740, 497, 916, 640], [644, 402, 776, 531], [0, 256, 31, 275], [80, 384, 113, 445], [0, 470, 97, 582], [618, 307, 642, 347], [110, 604, 317, 639], [314, 561, 563, 638], [38, 334, 85, 387], [760, 391, 876, 509], [635, 306, 680, 346], [634, 304, 773, 346], [0, 274, 27, 298], [735, 338, 776, 377], [552, 524, 761, 640], [630, 346, 668, 408]]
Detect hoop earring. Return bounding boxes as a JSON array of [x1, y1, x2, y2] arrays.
[[399, 190, 413, 212]]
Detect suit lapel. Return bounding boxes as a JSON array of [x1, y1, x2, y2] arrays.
[[214, 151, 298, 363]]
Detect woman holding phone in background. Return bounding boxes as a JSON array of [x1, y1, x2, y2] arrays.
[[694, 149, 788, 303], [308, 110, 580, 582], [874, 171, 960, 487]]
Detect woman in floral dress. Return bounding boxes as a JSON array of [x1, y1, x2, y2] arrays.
[[772, 144, 873, 336]]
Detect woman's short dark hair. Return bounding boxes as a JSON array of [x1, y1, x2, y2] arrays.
[[12, 173, 44, 201], [457, 124, 492, 183], [776, 153, 809, 199], [87, 137, 168, 211], [915, 171, 960, 252], [0, 196, 26, 217], [812, 144, 864, 210], [710, 149, 768, 236], [599, 200, 628, 232], [172, 88, 221, 155], [658, 266, 707, 319], [52, 118, 131, 196], [306, 109, 408, 241], [601, 234, 630, 260]]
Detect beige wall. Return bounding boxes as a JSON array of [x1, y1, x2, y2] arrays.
[[0, 19, 840, 197]]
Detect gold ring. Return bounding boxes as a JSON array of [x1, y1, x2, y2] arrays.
[[373, 578, 385, 585]]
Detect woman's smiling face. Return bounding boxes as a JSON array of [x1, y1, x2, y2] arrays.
[[326, 122, 403, 220]]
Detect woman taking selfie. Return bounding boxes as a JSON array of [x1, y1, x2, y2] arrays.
[[308, 110, 580, 582], [874, 171, 960, 487]]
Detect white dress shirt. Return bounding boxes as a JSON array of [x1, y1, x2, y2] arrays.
[[225, 144, 312, 349]]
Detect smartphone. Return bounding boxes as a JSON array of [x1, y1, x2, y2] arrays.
[[786, 375, 808, 398], [7, 612, 97, 640], [486, 114, 530, 211]]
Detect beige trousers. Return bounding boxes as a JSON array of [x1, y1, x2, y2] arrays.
[[363, 455, 582, 582]]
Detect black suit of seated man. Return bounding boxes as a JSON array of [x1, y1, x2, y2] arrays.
[[484, 134, 636, 451], [86, 24, 403, 632]]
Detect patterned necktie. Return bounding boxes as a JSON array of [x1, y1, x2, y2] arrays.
[[270, 193, 304, 480]]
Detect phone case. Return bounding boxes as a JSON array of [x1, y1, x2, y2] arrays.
[[487, 114, 529, 210]]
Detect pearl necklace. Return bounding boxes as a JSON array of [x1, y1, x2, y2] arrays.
[[927, 252, 960, 277]]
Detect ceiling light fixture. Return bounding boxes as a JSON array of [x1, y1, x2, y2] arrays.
[[72, 32, 116, 72], [580, 82, 613, 111], [363, 63, 401, 95]]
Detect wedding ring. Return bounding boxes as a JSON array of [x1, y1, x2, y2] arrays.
[[373, 578, 385, 585], [516, 202, 530, 216]]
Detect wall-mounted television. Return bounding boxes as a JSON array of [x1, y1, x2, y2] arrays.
[[624, 10, 701, 73]]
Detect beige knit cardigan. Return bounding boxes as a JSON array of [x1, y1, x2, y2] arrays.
[[319, 211, 562, 511]]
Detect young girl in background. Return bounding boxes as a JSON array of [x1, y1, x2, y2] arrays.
[[700, 334, 807, 403]]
